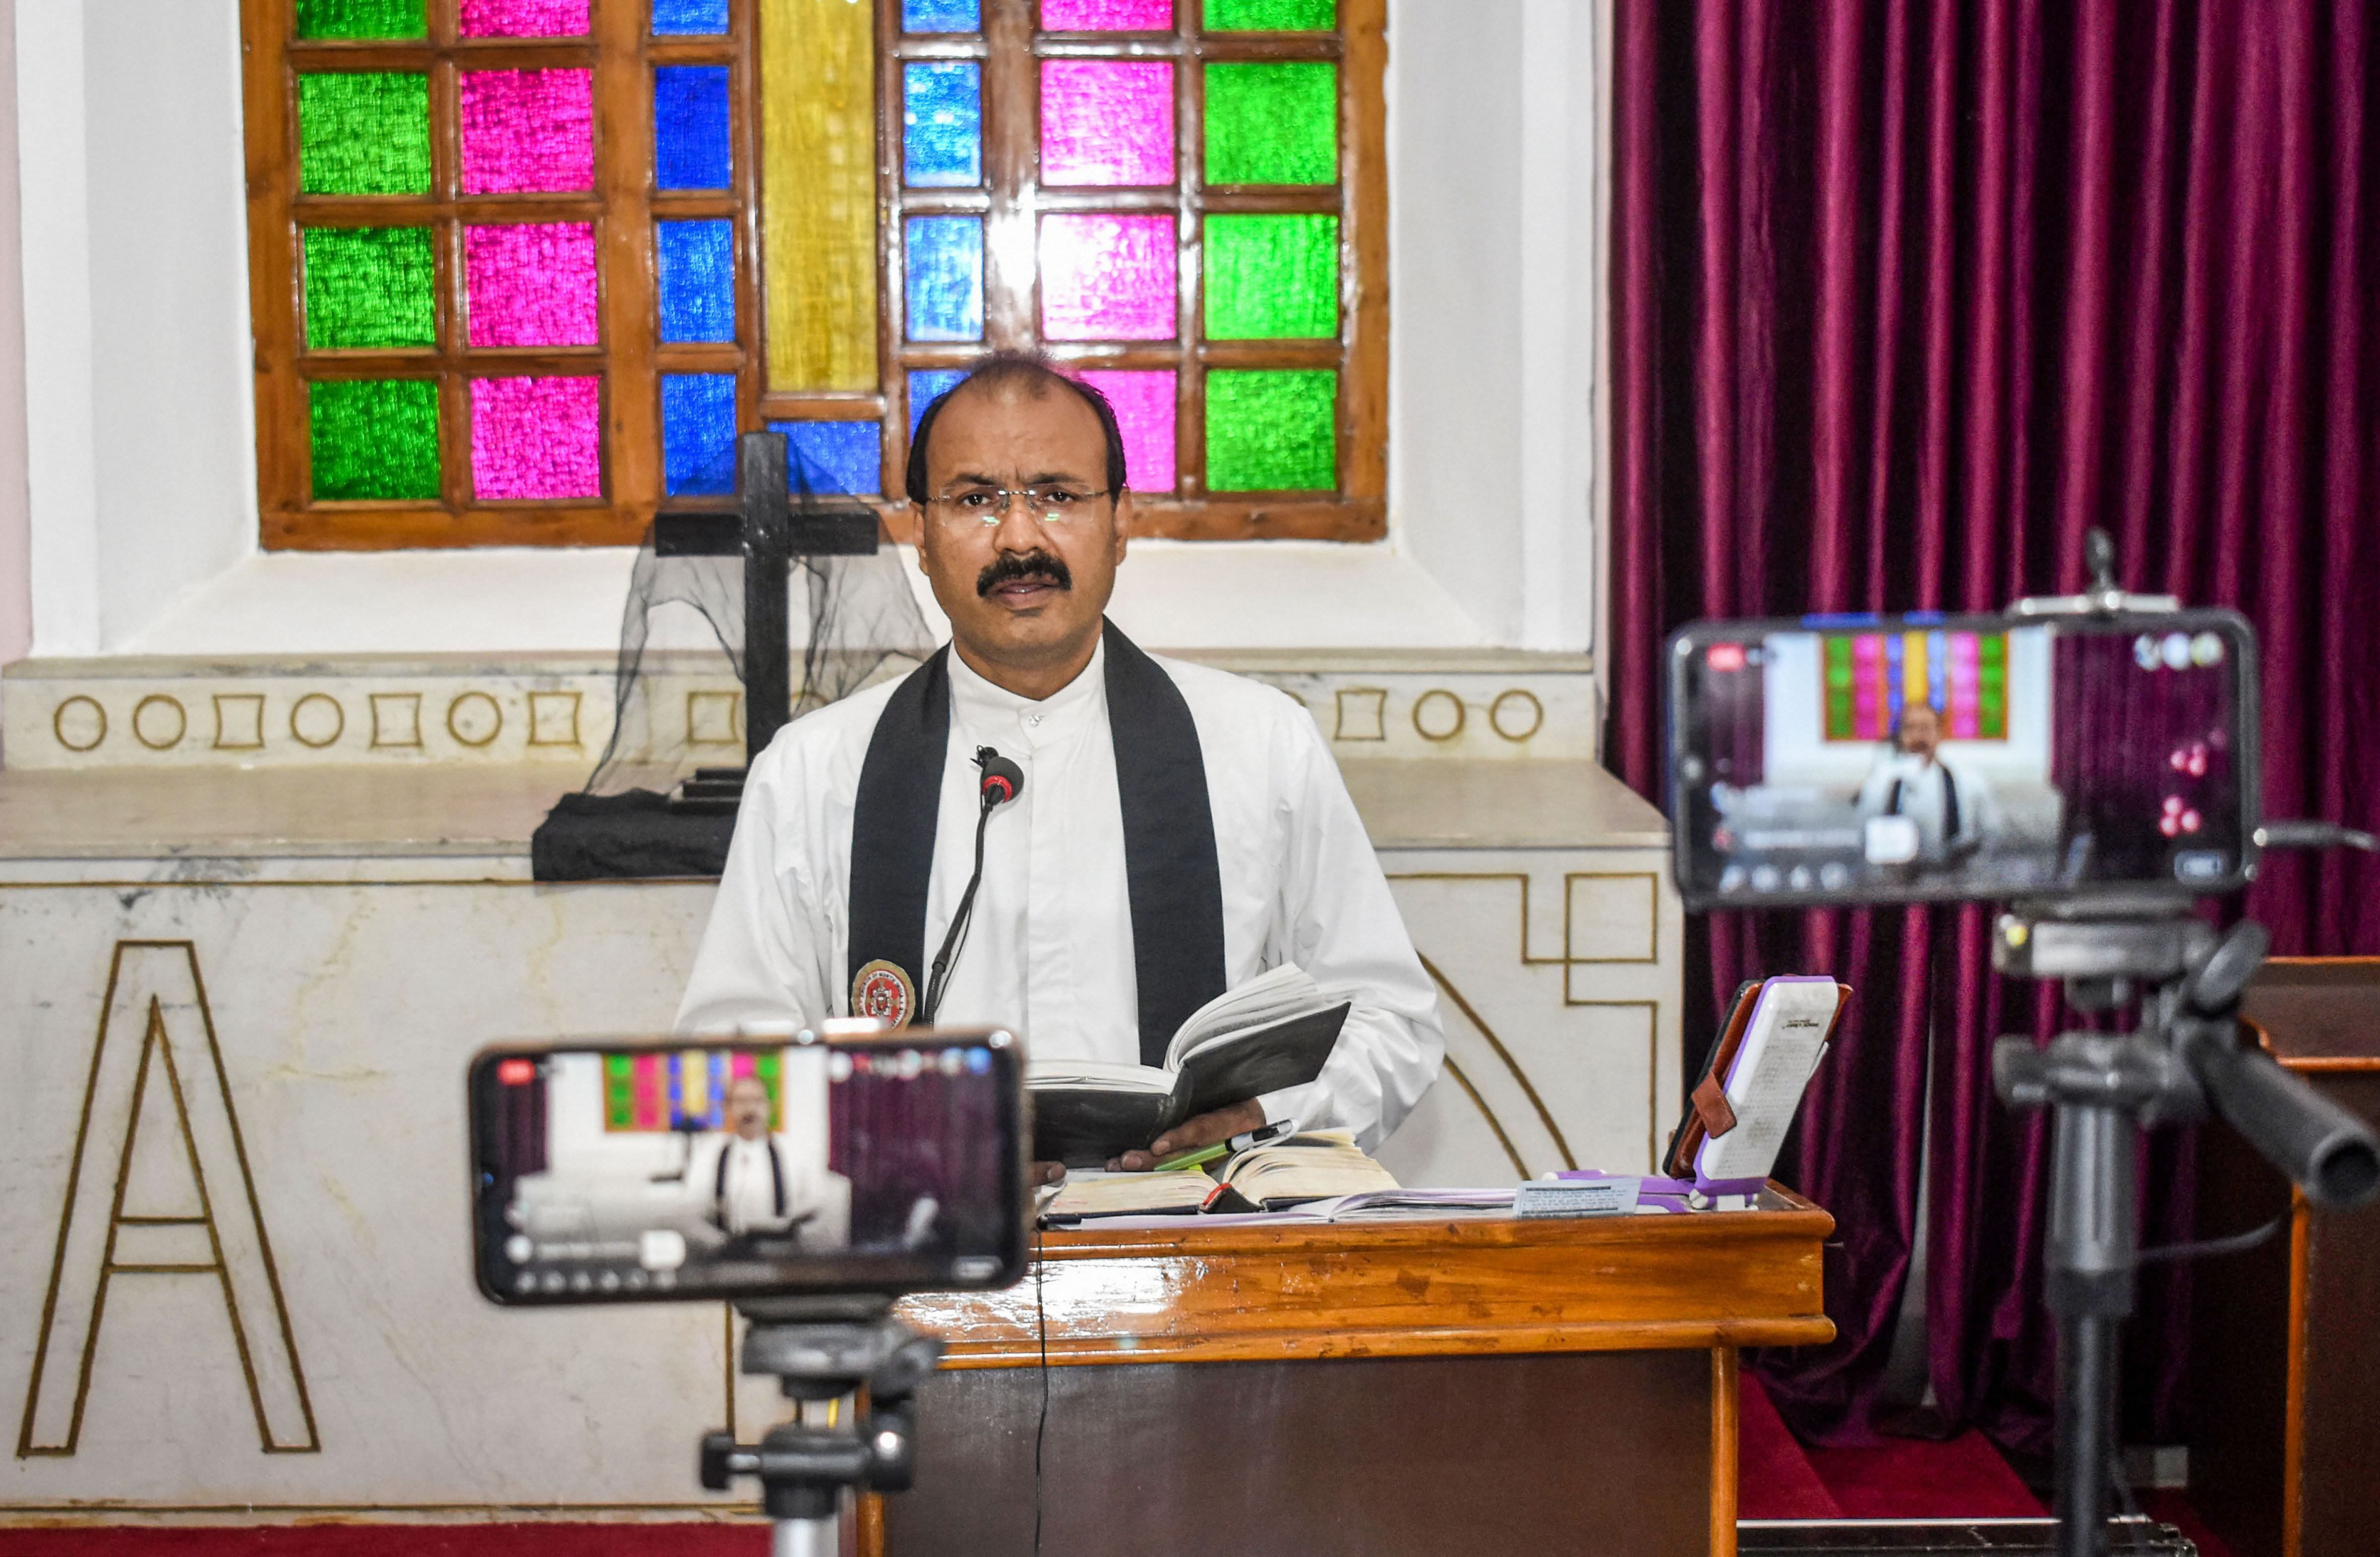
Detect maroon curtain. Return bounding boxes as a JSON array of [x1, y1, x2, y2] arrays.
[[828, 1060, 1008, 1251], [1612, 0, 2380, 1453]]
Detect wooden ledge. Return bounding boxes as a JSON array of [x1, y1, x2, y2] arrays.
[[900, 1194, 1836, 1369]]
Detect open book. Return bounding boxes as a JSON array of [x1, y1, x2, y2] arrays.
[[1218, 1127, 1400, 1209], [1029, 964, 1351, 1165]]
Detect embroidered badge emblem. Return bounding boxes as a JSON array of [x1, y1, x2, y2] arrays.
[[850, 960, 916, 1028]]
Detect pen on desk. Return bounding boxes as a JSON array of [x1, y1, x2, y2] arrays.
[[1151, 1120, 1295, 1172]]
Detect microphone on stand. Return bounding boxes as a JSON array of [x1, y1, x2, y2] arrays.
[[918, 747, 1024, 1025]]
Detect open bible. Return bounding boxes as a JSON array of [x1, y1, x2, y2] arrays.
[[1028, 964, 1351, 1165]]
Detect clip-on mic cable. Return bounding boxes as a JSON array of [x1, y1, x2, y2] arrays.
[[919, 746, 1024, 1024]]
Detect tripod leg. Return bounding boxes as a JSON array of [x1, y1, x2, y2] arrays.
[[2044, 1089, 2138, 1557], [2053, 1311, 2115, 1557], [771, 1513, 839, 1557]]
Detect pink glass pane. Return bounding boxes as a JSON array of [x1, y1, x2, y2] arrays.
[[1040, 61, 1174, 186], [458, 0, 590, 35], [472, 376, 602, 499], [465, 223, 597, 347], [1076, 370, 1176, 494], [1039, 214, 1176, 340], [460, 70, 594, 194], [1042, 0, 1172, 28]]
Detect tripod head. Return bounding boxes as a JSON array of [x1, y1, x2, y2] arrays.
[[699, 1296, 945, 1553], [1993, 909, 2380, 1208]]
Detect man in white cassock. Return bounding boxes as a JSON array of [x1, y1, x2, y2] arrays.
[[682, 1074, 851, 1253], [678, 350, 1444, 1181]]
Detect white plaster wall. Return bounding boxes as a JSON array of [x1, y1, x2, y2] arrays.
[[0, 0, 27, 681], [17, 0, 1609, 659]]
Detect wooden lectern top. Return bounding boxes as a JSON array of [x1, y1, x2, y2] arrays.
[[900, 1189, 1837, 1370]]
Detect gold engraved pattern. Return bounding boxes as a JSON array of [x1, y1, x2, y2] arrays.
[[445, 691, 503, 748], [213, 694, 266, 750], [289, 693, 345, 749], [527, 691, 582, 748], [132, 696, 188, 750], [369, 693, 423, 749], [1411, 689, 1466, 742], [1333, 687, 1388, 741], [52, 697, 106, 753], [687, 690, 743, 747], [1417, 952, 1576, 1171], [1489, 688, 1544, 742], [18, 941, 319, 1457]]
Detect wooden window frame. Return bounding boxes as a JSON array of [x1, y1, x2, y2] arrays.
[[242, 0, 1383, 551]]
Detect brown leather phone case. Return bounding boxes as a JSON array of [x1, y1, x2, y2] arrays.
[[1661, 980, 1764, 1178]]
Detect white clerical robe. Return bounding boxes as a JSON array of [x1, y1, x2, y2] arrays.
[[677, 640, 1445, 1151]]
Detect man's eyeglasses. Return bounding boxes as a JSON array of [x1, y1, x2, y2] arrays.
[[924, 486, 1116, 526]]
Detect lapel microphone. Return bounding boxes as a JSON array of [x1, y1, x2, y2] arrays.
[[919, 747, 1025, 1024]]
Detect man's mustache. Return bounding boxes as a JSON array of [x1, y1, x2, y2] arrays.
[[977, 550, 1073, 596]]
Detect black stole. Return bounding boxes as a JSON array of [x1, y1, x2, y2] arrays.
[[846, 621, 1227, 1064]]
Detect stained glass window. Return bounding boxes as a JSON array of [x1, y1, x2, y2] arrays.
[[903, 62, 982, 187], [473, 377, 604, 500], [872, 0, 1378, 521], [902, 0, 980, 31], [1204, 0, 1334, 28], [1205, 63, 1337, 184], [771, 421, 885, 496], [298, 74, 431, 195], [303, 228, 434, 350], [1042, 0, 1174, 33], [904, 217, 984, 343], [1039, 214, 1177, 340], [459, 0, 590, 37], [1205, 214, 1338, 338], [1207, 370, 1336, 491], [296, 0, 425, 39], [653, 0, 731, 34], [1040, 61, 1175, 186], [465, 224, 599, 348], [250, 0, 1382, 547], [658, 221, 737, 344], [664, 373, 741, 497], [310, 380, 440, 502], [655, 66, 734, 190], [460, 70, 595, 193]]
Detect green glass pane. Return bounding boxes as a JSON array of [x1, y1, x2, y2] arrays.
[[1203, 63, 1336, 184], [1204, 0, 1334, 30], [302, 227, 434, 349], [1206, 369, 1336, 491], [310, 379, 441, 501], [1205, 214, 1337, 339], [298, 73, 431, 195], [295, 0, 427, 37]]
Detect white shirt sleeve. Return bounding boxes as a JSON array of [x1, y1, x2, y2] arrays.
[[676, 740, 833, 1034], [1255, 716, 1446, 1152]]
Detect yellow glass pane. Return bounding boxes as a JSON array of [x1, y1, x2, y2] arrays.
[[760, 0, 877, 392]]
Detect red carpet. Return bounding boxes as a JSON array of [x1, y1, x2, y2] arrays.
[[1738, 1373, 2044, 1520], [0, 1528, 758, 1556]]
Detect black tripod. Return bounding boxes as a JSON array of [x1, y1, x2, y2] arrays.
[[699, 1295, 943, 1557], [1992, 912, 2380, 1557]]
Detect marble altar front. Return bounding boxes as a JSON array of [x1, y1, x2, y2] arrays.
[[0, 651, 1678, 1520]]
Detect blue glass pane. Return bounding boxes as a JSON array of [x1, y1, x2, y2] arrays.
[[902, 0, 979, 30], [663, 373, 738, 495], [903, 62, 981, 187], [769, 420, 883, 496], [908, 369, 966, 435], [651, 0, 727, 32], [903, 216, 983, 343], [654, 66, 732, 189], [657, 220, 735, 343]]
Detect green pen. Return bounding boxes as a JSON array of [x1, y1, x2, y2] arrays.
[[1151, 1140, 1232, 1172]]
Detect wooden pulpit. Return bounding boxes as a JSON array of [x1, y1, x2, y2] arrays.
[[872, 1194, 1834, 1557], [2191, 959, 2380, 1557]]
